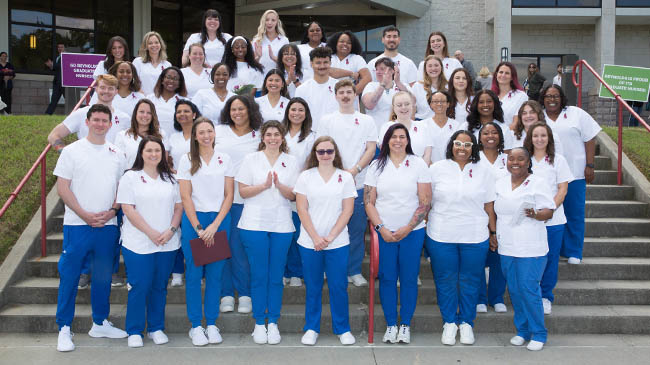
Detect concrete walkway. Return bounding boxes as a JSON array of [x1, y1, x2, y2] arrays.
[[2, 333, 650, 364]]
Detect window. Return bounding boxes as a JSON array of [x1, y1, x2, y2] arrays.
[[512, 0, 601, 6], [616, 0, 650, 6]]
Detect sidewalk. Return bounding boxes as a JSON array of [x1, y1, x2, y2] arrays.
[[2, 333, 650, 364]]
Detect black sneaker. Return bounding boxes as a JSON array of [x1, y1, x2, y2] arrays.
[[78, 274, 90, 289], [111, 274, 125, 287]]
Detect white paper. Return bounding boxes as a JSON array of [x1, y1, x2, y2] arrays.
[[510, 202, 535, 226]]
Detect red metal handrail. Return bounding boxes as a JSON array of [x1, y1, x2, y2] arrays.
[[367, 221, 379, 344], [572, 60, 650, 185], [0, 80, 96, 257]]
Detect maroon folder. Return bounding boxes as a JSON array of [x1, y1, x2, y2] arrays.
[[189, 231, 231, 266]]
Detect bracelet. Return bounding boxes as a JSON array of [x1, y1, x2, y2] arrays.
[[585, 163, 595, 169], [355, 165, 362, 173], [109, 207, 119, 215]]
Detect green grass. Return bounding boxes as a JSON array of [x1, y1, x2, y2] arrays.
[[603, 126, 650, 181], [0, 115, 72, 265]]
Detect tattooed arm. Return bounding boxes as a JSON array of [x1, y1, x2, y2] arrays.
[[393, 182, 432, 241], [364, 184, 396, 242]]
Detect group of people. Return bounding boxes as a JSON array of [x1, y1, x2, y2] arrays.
[[48, 8, 602, 353]]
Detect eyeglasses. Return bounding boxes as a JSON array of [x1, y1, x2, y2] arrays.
[[543, 94, 561, 100], [430, 100, 448, 105], [164, 75, 180, 81], [452, 140, 473, 148], [316, 149, 335, 155]]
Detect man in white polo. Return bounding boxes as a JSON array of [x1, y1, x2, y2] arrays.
[[367, 26, 418, 86], [295, 46, 339, 131]]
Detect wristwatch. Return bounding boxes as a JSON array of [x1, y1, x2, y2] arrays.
[[170, 226, 178, 233], [374, 223, 385, 232], [585, 163, 595, 169], [195, 224, 203, 232], [490, 231, 497, 236], [110, 207, 119, 215], [355, 165, 362, 173]]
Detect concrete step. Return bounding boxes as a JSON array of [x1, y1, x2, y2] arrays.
[[586, 185, 635, 201], [585, 218, 650, 237], [583, 237, 650, 257], [594, 155, 611, 170], [593, 170, 617, 185], [585, 200, 648, 218]]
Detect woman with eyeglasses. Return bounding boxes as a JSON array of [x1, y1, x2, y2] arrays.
[[255, 69, 290, 123], [426, 130, 497, 346], [147, 67, 188, 137], [425, 90, 461, 164], [276, 44, 306, 97], [365, 123, 431, 344]]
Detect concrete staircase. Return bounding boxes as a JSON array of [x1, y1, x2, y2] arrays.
[[2, 148, 650, 335]]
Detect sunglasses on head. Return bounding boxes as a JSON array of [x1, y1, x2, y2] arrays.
[[453, 140, 473, 148], [316, 149, 335, 155]]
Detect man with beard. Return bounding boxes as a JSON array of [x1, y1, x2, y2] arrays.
[[295, 46, 339, 131], [367, 27, 418, 86]]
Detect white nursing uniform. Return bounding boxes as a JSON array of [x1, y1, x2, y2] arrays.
[[257, 34, 290, 76], [377, 120, 432, 159], [63, 105, 129, 144], [417, 57, 462, 81], [147, 93, 186, 137], [499, 89, 528, 126], [113, 129, 169, 169], [479, 151, 509, 180], [227, 62, 264, 93], [367, 53, 418, 85], [532, 154, 573, 226], [176, 149, 235, 212], [93, 60, 108, 79], [298, 42, 326, 75], [411, 82, 437, 120], [192, 89, 236, 123], [181, 67, 212, 99], [183, 33, 232, 67], [426, 117, 462, 163], [294, 77, 338, 131], [255, 94, 290, 123], [362, 81, 408, 132], [90, 91, 145, 118], [330, 53, 368, 81], [510, 129, 565, 156], [213, 124, 261, 203], [471, 119, 514, 151], [454, 97, 472, 125], [132, 57, 172, 96], [167, 131, 191, 171]]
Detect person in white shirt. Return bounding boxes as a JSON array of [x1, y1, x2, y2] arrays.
[[114, 99, 168, 170], [553, 64, 562, 87], [377, 91, 432, 165], [294, 46, 338, 131], [493, 61, 528, 126], [365, 124, 432, 345], [168, 99, 200, 173], [367, 26, 418, 86], [426, 130, 497, 347], [424, 90, 461, 164], [298, 21, 327, 76], [293, 136, 357, 346], [417, 31, 462, 82], [133, 31, 172, 96], [117, 136, 182, 348], [90, 61, 145, 118], [222, 36, 264, 96], [413, 55, 447, 120], [177, 117, 235, 346], [192, 63, 235, 124], [495, 147, 556, 351], [512, 101, 564, 156], [181, 43, 212, 98], [181, 9, 232, 68], [147, 66, 188, 137], [362, 57, 411, 133], [466, 89, 514, 151], [448, 68, 474, 125], [93, 36, 130, 80], [541, 85, 601, 265], [317, 79, 377, 287], [236, 121, 299, 345], [252, 10, 289, 76], [524, 122, 573, 315], [276, 44, 308, 97], [53, 104, 128, 352], [255, 69, 289, 123], [215, 95, 262, 314], [327, 31, 371, 96]]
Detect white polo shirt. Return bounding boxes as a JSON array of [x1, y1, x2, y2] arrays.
[[192, 89, 235, 124], [362, 81, 408, 132], [510, 129, 565, 157], [294, 77, 338, 131], [427, 159, 496, 243], [257, 34, 290, 75], [181, 67, 213, 99], [183, 32, 232, 67], [116, 170, 181, 254], [293, 168, 357, 250], [176, 149, 235, 212], [365, 156, 430, 231], [298, 42, 326, 75], [368, 53, 418, 85], [479, 151, 509, 180], [92, 60, 108, 79], [227, 62, 264, 93], [236, 151, 298, 232], [317, 111, 377, 189], [286, 130, 316, 212], [284, 68, 312, 98], [167, 131, 191, 171], [471, 119, 514, 151], [113, 129, 169, 170], [499, 89, 528, 126], [417, 57, 462, 81], [532, 154, 573, 226], [132, 57, 172, 96], [213, 124, 261, 204], [494, 174, 556, 257], [147, 93, 187, 137], [411, 82, 437, 120], [330, 53, 368, 80], [90, 91, 145, 119], [53, 138, 126, 226], [426, 117, 462, 163], [454, 97, 472, 125], [378, 120, 432, 159], [545, 106, 601, 180], [63, 105, 129, 144], [255, 94, 290, 123]]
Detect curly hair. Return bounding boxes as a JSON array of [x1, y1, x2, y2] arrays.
[[466, 89, 504, 133]]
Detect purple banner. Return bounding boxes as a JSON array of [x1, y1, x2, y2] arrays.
[[61, 53, 105, 88]]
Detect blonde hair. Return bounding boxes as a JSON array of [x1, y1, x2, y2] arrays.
[[96, 74, 118, 88], [478, 66, 491, 78], [421, 55, 447, 103], [184, 43, 207, 68], [253, 10, 286, 44], [139, 31, 168, 63], [388, 91, 416, 121]]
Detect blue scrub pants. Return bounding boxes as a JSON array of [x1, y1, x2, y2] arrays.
[[379, 228, 425, 326], [81, 210, 122, 276], [172, 248, 185, 274], [284, 212, 303, 278], [541, 224, 565, 302], [299, 245, 351, 334], [501, 255, 548, 343], [347, 189, 367, 276], [181, 211, 230, 328], [56, 225, 119, 329], [240, 229, 292, 325], [426, 237, 489, 327], [221, 203, 251, 297], [477, 250, 507, 306], [122, 247, 176, 336], [561, 179, 586, 259]]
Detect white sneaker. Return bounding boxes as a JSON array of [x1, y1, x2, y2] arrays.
[[127, 334, 143, 348], [283, 277, 290, 286], [417, 276, 422, 286], [206, 325, 222, 344], [147, 330, 169, 345], [441, 322, 458, 345], [350, 274, 368, 287], [238, 296, 252, 313], [568, 257, 581, 265], [170, 273, 183, 287], [88, 320, 128, 338], [476, 304, 488, 313], [397, 325, 410, 344], [289, 277, 302, 287], [267, 323, 281, 345], [252, 324, 267, 344], [220, 296, 235, 313], [542, 298, 552, 315], [347, 276, 352, 283], [189, 326, 208, 346], [527, 340, 544, 351], [459, 323, 475, 345], [339, 331, 356, 345], [57, 326, 75, 352], [510, 335, 526, 346], [383, 325, 398, 343], [494, 303, 508, 313], [301, 330, 319, 345]]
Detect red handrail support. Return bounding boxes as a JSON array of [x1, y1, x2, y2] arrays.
[[571, 60, 650, 185], [367, 222, 379, 344]]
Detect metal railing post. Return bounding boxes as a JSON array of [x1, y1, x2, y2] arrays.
[[41, 158, 47, 257], [617, 101, 623, 185]]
